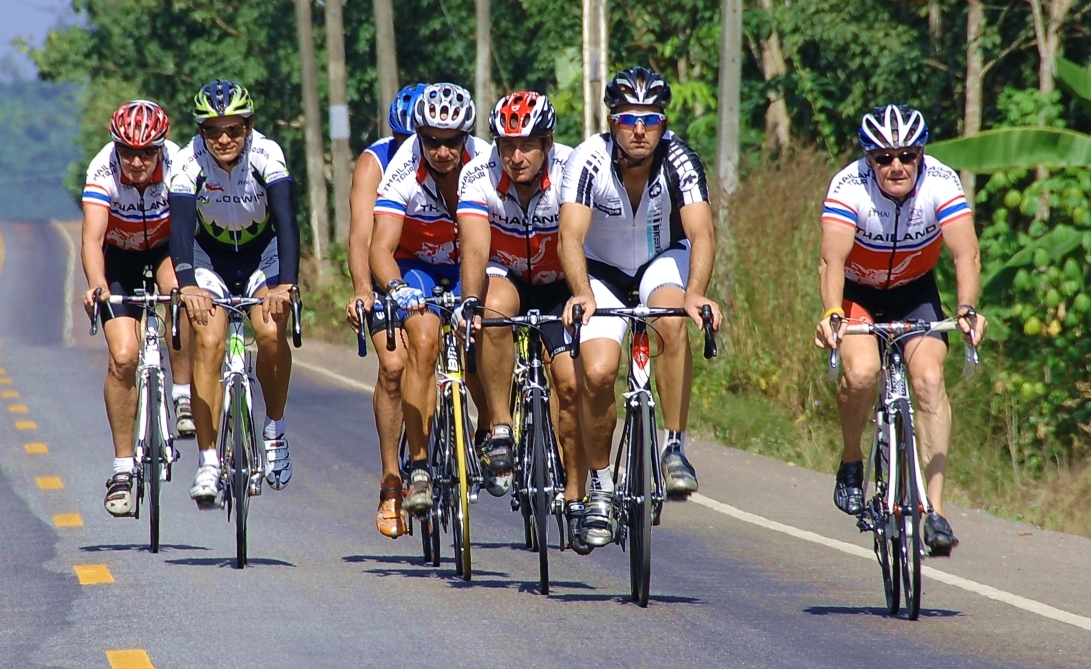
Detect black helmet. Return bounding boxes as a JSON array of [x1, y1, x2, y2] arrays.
[[604, 67, 672, 111]]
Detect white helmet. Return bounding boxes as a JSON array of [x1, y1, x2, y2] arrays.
[[859, 104, 929, 151], [413, 83, 476, 132]]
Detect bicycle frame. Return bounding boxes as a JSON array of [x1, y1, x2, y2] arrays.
[[216, 303, 263, 500], [613, 316, 665, 524]]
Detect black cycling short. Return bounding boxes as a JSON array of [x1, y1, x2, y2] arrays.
[[843, 271, 948, 345], [101, 243, 171, 323], [487, 270, 572, 358]]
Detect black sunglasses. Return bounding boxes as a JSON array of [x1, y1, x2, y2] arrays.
[[871, 149, 920, 166], [201, 123, 249, 141], [115, 144, 161, 161], [418, 132, 467, 150]]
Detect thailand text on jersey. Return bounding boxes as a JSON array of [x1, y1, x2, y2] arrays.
[[456, 142, 572, 285], [559, 131, 709, 276], [374, 135, 492, 266], [168, 130, 291, 252], [821, 156, 972, 289], [82, 140, 180, 252]]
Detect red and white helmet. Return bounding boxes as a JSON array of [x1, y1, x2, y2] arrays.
[[110, 100, 171, 148], [488, 91, 556, 139]]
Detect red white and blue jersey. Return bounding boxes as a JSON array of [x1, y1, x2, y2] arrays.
[[456, 143, 571, 285], [822, 156, 972, 289], [374, 135, 492, 266], [82, 140, 179, 251], [364, 136, 400, 176]]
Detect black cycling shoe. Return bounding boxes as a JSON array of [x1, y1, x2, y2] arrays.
[[565, 499, 593, 556], [923, 511, 959, 556], [481, 425, 514, 474], [834, 460, 864, 516]]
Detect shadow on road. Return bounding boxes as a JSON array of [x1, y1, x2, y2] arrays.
[[80, 543, 209, 553], [804, 605, 961, 618], [164, 557, 295, 568]]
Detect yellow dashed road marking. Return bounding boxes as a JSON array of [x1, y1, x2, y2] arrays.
[[106, 650, 155, 669], [0, 377, 12, 385], [14, 420, 36, 429], [53, 513, 83, 528], [35, 476, 63, 489], [24, 443, 48, 454], [0, 367, 7, 375], [8, 404, 28, 413], [1, 390, 18, 398], [73, 564, 114, 585]]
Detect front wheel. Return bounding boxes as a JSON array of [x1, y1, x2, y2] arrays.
[[530, 389, 550, 595], [146, 374, 163, 554], [232, 377, 252, 570], [627, 395, 654, 607], [450, 383, 472, 580], [893, 398, 921, 620]]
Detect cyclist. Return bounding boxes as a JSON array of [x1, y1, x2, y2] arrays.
[[559, 67, 723, 550], [369, 82, 490, 524], [814, 104, 987, 555], [168, 80, 301, 507], [344, 82, 427, 538], [82, 100, 195, 516], [455, 91, 586, 542]]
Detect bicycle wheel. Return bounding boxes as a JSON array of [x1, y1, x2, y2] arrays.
[[872, 430, 899, 615], [628, 395, 654, 607], [232, 377, 251, 569], [892, 398, 921, 620], [450, 383, 472, 580], [145, 374, 163, 554], [529, 389, 551, 594]]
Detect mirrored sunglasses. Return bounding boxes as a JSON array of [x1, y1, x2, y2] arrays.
[[610, 112, 667, 127]]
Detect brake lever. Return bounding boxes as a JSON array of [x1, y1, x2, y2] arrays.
[[89, 287, 103, 336], [827, 312, 841, 382], [570, 304, 583, 360], [290, 285, 302, 348], [355, 299, 369, 358], [961, 308, 979, 378], [701, 304, 718, 359], [384, 293, 396, 351], [170, 288, 181, 350]]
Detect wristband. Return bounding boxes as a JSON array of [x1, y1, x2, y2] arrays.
[[822, 307, 845, 320], [957, 304, 976, 317]]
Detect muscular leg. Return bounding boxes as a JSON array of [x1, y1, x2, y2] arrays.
[[904, 336, 951, 515], [646, 286, 692, 433], [155, 256, 193, 386], [548, 351, 585, 500], [371, 327, 407, 489], [575, 338, 623, 470], [251, 284, 292, 421], [401, 311, 441, 462], [478, 276, 520, 428], [189, 308, 228, 453], [836, 334, 882, 463], [102, 317, 141, 459]]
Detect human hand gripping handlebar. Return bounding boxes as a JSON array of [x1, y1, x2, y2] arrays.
[[355, 299, 369, 358]]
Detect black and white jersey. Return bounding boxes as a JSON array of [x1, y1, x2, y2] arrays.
[[559, 131, 709, 276]]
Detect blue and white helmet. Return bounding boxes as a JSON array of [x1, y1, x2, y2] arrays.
[[859, 105, 929, 151], [389, 83, 427, 135]]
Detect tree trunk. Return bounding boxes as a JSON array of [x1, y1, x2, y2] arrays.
[[475, 0, 495, 138], [374, 0, 399, 135], [325, 0, 352, 245], [961, 0, 985, 207], [717, 0, 742, 199], [293, 0, 329, 274], [759, 0, 790, 155], [1027, 0, 1073, 186], [582, 0, 609, 137]]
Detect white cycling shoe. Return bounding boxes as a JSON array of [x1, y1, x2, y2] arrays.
[[189, 465, 221, 509], [264, 438, 293, 490]]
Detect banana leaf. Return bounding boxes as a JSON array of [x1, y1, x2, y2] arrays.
[[927, 128, 1091, 173], [1056, 57, 1091, 117]]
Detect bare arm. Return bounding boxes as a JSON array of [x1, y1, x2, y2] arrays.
[[80, 205, 110, 315], [458, 214, 492, 300], [345, 152, 383, 329], [815, 221, 855, 348], [941, 215, 987, 342], [369, 213, 406, 290], [559, 202, 593, 298], [678, 201, 722, 329]]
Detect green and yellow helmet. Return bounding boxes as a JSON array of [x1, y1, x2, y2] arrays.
[[193, 80, 255, 123]]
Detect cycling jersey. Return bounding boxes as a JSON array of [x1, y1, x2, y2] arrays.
[[559, 131, 709, 276], [821, 156, 971, 289], [374, 135, 492, 266], [456, 142, 572, 284], [168, 130, 299, 287], [364, 136, 400, 175], [82, 140, 180, 251]]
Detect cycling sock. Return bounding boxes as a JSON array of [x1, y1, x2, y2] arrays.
[[589, 467, 614, 493], [113, 457, 135, 474], [198, 449, 219, 468], [263, 417, 285, 440], [409, 458, 429, 472], [171, 383, 191, 401], [663, 430, 686, 456]]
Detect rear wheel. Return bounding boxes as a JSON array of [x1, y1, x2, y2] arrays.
[[146, 374, 163, 554], [893, 398, 922, 620], [530, 390, 550, 595], [628, 396, 653, 607]]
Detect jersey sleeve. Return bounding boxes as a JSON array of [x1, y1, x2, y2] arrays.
[[559, 142, 597, 207], [168, 145, 200, 197], [666, 138, 710, 206], [928, 162, 972, 226], [821, 164, 862, 228], [255, 138, 291, 186], [374, 158, 410, 218], [81, 146, 114, 209], [456, 159, 492, 219]]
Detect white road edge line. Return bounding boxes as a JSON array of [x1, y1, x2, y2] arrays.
[[690, 493, 1091, 632], [296, 356, 1091, 633], [52, 220, 77, 347]]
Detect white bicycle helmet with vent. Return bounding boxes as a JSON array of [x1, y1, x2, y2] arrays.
[[859, 104, 929, 151], [413, 83, 476, 132]]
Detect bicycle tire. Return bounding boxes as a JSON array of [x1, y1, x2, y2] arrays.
[[232, 377, 250, 569], [146, 373, 163, 554], [530, 388, 550, 594], [628, 395, 654, 607], [893, 398, 922, 620], [451, 382, 472, 580], [872, 429, 898, 615]]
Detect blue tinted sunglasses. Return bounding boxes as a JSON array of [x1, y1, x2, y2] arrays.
[[610, 112, 667, 127]]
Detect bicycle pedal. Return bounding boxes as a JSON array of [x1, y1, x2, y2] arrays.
[[510, 497, 521, 512]]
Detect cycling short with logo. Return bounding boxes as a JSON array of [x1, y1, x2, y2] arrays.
[[101, 243, 172, 323], [193, 237, 280, 299], [486, 262, 571, 358]]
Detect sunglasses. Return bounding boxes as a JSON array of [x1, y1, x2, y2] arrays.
[[610, 112, 667, 127], [115, 144, 160, 161], [871, 149, 920, 166], [201, 123, 249, 141], [418, 132, 468, 150]]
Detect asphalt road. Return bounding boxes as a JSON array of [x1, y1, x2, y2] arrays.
[[0, 219, 1088, 669]]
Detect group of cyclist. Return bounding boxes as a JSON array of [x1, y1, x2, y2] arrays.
[[83, 65, 985, 558]]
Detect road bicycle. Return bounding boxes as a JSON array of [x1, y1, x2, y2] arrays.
[[475, 309, 567, 595], [191, 287, 302, 569], [828, 312, 978, 620], [572, 303, 718, 607], [89, 268, 181, 553]]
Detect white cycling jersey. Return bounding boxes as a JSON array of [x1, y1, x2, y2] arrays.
[[559, 131, 709, 276], [168, 130, 291, 250], [456, 142, 572, 285], [821, 155, 972, 289], [82, 140, 180, 251], [374, 135, 492, 266]]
